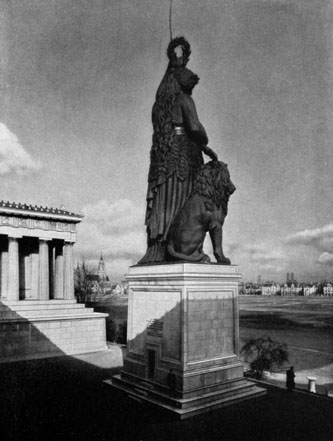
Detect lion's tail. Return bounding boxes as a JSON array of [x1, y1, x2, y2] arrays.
[[167, 243, 206, 262]]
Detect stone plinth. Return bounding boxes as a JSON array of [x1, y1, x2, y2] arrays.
[[107, 263, 265, 418], [0, 300, 107, 363]]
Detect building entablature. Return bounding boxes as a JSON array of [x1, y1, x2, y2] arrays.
[[0, 200, 83, 221], [0, 201, 83, 242], [0, 201, 83, 303]]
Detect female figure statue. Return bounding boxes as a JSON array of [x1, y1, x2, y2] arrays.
[[139, 37, 217, 264]]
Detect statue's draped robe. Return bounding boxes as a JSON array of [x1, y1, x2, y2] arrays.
[[139, 91, 208, 263]]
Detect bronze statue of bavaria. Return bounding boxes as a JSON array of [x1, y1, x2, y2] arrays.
[[139, 37, 235, 264]]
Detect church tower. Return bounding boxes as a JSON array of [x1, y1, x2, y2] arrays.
[[98, 253, 108, 282]]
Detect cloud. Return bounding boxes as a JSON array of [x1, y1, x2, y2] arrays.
[[318, 252, 333, 266], [222, 241, 286, 280], [283, 224, 333, 275], [286, 224, 333, 253], [0, 123, 42, 175], [75, 199, 146, 279], [229, 242, 284, 265], [82, 199, 143, 235]]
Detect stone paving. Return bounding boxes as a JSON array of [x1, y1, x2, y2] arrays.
[[1, 346, 332, 441]]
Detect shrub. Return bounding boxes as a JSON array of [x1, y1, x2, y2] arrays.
[[106, 319, 117, 342], [116, 322, 127, 345], [241, 336, 289, 380]]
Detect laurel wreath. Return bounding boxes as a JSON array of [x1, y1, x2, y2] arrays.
[[167, 36, 191, 67]]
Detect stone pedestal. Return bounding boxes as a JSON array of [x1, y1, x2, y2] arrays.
[[107, 263, 265, 418]]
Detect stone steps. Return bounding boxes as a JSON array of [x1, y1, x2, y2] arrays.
[[0, 300, 84, 310], [120, 369, 250, 398], [105, 376, 266, 419], [113, 373, 256, 408], [0, 308, 95, 317], [0, 300, 98, 320]]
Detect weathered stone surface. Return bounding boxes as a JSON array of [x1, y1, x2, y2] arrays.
[[0, 202, 107, 363], [109, 263, 266, 417], [0, 300, 107, 363]]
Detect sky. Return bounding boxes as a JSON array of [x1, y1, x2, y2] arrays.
[[0, 0, 332, 283]]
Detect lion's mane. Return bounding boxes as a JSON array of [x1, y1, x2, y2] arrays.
[[191, 161, 236, 214]]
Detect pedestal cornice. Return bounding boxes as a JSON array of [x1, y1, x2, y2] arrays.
[[127, 263, 242, 282]]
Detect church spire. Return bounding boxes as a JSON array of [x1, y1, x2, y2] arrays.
[[98, 252, 107, 281]]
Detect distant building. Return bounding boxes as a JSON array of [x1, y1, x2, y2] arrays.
[[111, 282, 129, 296], [323, 283, 333, 296], [240, 279, 332, 297], [86, 254, 112, 298], [286, 272, 296, 284], [242, 282, 262, 295], [281, 283, 302, 296], [261, 283, 280, 296], [303, 285, 317, 296], [97, 253, 109, 282], [87, 256, 129, 298]]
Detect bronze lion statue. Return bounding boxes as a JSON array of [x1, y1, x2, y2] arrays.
[[166, 161, 236, 264]]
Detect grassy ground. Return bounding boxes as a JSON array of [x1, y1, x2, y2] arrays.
[[239, 297, 333, 394]]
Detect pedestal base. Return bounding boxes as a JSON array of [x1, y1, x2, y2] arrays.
[[106, 374, 265, 419], [106, 263, 265, 418]]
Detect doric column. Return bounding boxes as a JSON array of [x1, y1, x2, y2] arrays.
[[31, 250, 39, 299], [63, 241, 74, 300], [19, 251, 25, 300], [39, 239, 50, 300], [49, 243, 55, 299], [0, 241, 9, 299], [54, 242, 64, 299], [8, 237, 20, 301]]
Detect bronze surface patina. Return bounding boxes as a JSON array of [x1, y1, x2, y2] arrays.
[[139, 37, 234, 265], [166, 160, 235, 264]]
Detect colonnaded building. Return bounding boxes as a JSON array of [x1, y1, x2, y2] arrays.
[[0, 201, 107, 363]]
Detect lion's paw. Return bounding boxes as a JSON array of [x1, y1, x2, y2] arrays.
[[216, 256, 231, 265], [202, 254, 211, 263]]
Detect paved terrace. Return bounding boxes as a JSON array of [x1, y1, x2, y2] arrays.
[[1, 346, 332, 441]]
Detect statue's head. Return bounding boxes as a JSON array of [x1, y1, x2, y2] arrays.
[[166, 38, 198, 95], [177, 68, 199, 95]]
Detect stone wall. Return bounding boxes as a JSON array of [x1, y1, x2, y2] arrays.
[[0, 300, 107, 363]]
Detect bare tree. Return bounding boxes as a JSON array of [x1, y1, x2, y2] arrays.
[[74, 260, 98, 303]]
